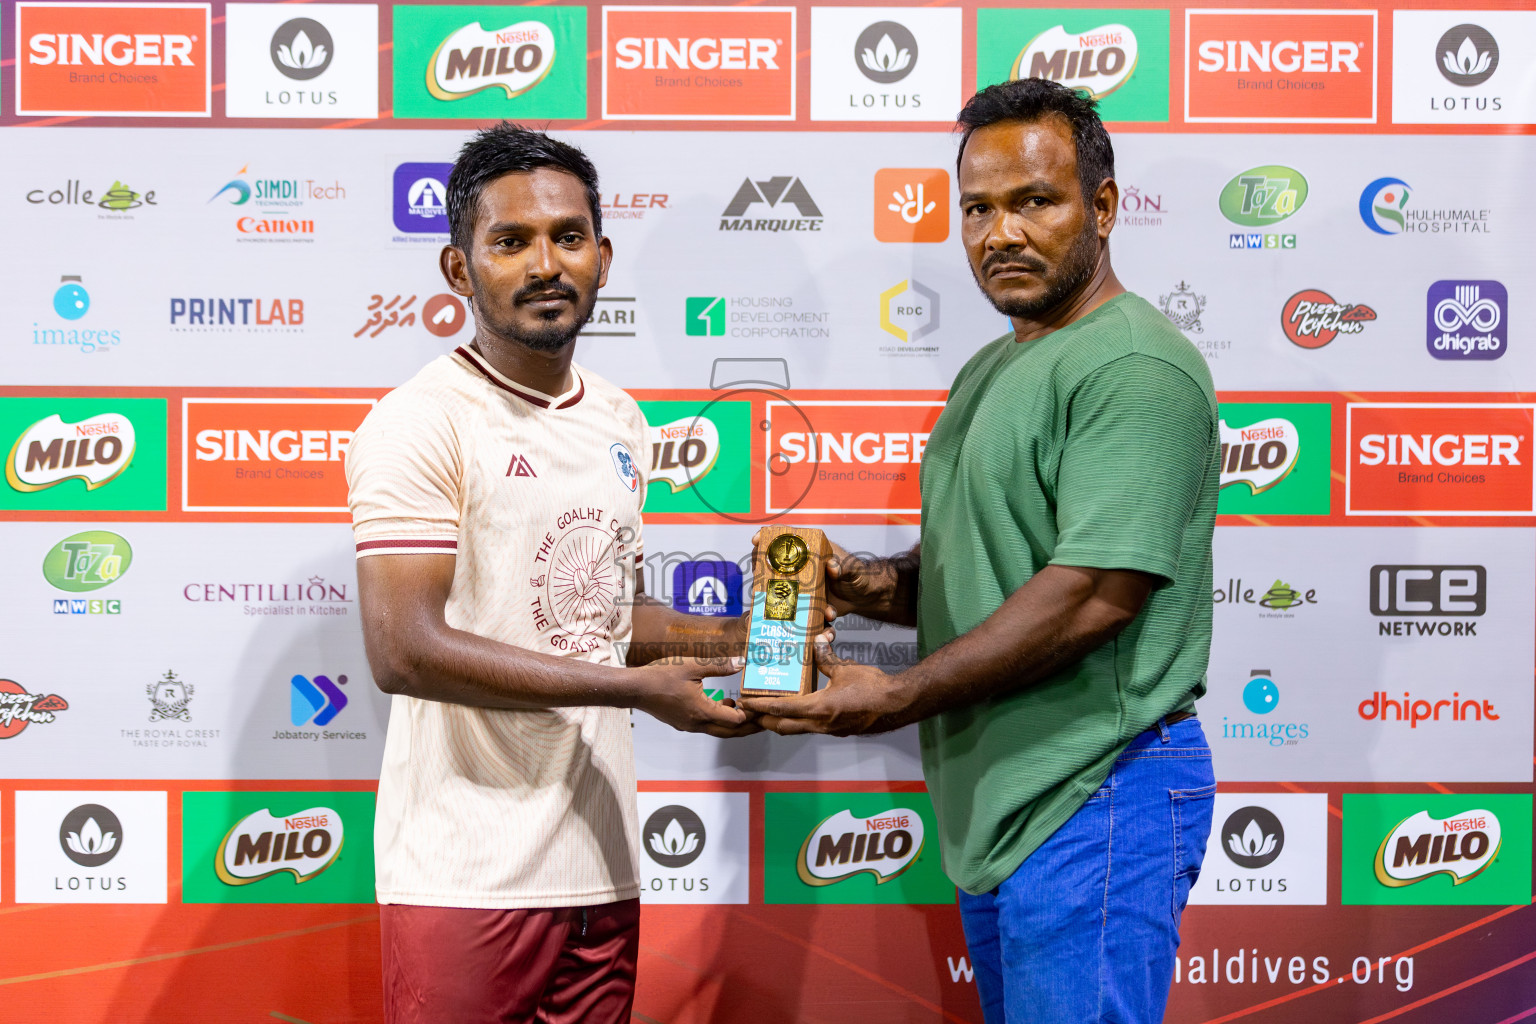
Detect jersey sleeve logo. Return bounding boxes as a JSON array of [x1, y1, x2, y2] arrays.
[[609, 442, 639, 492]]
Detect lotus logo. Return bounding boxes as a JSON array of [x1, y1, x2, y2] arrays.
[[271, 18, 334, 80], [60, 804, 123, 868], [1359, 177, 1412, 235], [1221, 806, 1284, 869], [216, 806, 343, 885], [1219, 417, 1299, 494], [1218, 166, 1308, 226], [855, 22, 917, 84], [643, 805, 706, 868], [798, 808, 922, 886], [1436, 25, 1498, 87], [427, 21, 557, 101], [1375, 809, 1500, 887], [649, 416, 720, 493]]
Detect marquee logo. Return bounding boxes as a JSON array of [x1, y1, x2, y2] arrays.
[[1346, 403, 1534, 515], [0, 679, 69, 739], [766, 400, 943, 514], [1012, 23, 1139, 100], [17, 2, 211, 116], [1281, 290, 1375, 349], [215, 806, 343, 885], [720, 176, 823, 232], [43, 530, 132, 593], [797, 808, 923, 886], [1186, 9, 1376, 123], [1375, 809, 1499, 887], [7, 413, 136, 493], [428, 20, 555, 101], [604, 7, 795, 120], [1427, 281, 1506, 361], [649, 416, 720, 493], [1219, 417, 1298, 494]]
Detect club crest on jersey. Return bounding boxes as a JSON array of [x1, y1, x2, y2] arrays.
[[610, 442, 639, 492], [506, 453, 537, 477]]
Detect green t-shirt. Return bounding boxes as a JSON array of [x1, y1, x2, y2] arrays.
[[916, 292, 1219, 895]]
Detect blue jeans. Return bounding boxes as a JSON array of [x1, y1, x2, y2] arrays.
[[957, 718, 1216, 1024]]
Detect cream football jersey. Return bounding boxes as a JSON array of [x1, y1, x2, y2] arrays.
[[346, 345, 648, 909]]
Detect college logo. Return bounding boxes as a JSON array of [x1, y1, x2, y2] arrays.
[[392, 6, 587, 120], [977, 9, 1169, 122], [0, 680, 69, 739], [60, 804, 122, 868], [672, 561, 744, 617], [810, 8, 960, 122], [146, 670, 193, 723], [635, 399, 750, 514], [44, 530, 132, 594], [1437, 24, 1498, 87], [1281, 290, 1375, 349], [644, 804, 706, 868], [604, 7, 795, 120], [1213, 577, 1318, 614], [765, 793, 952, 904], [26, 180, 159, 215], [7, 413, 135, 492], [1186, 9, 1376, 123], [1427, 281, 1506, 361], [183, 398, 373, 512], [1346, 403, 1534, 516], [766, 400, 943, 515], [17, 2, 211, 116], [719, 176, 823, 232], [874, 168, 949, 243], [1358, 177, 1411, 234]]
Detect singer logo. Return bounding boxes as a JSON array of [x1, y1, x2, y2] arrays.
[[604, 7, 795, 120], [1347, 403, 1535, 516], [1186, 9, 1376, 123], [182, 398, 375, 513], [766, 400, 943, 514], [17, 2, 211, 116]]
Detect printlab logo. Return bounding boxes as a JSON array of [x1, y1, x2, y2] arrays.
[[291, 674, 348, 727], [1281, 290, 1376, 349], [60, 804, 122, 868], [0, 679, 68, 739], [1427, 281, 1506, 361], [874, 168, 949, 243], [1159, 281, 1205, 333], [147, 671, 193, 723], [644, 805, 707, 868], [1437, 24, 1498, 87], [393, 162, 453, 236], [720, 176, 823, 231], [856, 21, 917, 83], [1221, 806, 1284, 869], [271, 18, 333, 79]]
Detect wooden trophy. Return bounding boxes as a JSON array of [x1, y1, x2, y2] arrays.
[[740, 527, 832, 697]]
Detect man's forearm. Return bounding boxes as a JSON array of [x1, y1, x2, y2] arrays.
[[846, 544, 922, 627], [627, 598, 744, 666]]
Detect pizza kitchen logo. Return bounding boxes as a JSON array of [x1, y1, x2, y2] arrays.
[[1374, 808, 1500, 888], [7, 413, 136, 493], [0, 679, 69, 739], [797, 807, 923, 886], [216, 806, 344, 885], [1281, 289, 1375, 349]]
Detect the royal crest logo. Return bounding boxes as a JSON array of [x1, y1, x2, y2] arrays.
[[0, 679, 68, 739], [1219, 417, 1300, 494], [427, 21, 556, 101], [1281, 290, 1376, 349], [215, 806, 344, 885], [797, 808, 923, 886], [147, 670, 193, 723], [7, 413, 136, 492], [1159, 281, 1205, 333], [1374, 809, 1500, 887]]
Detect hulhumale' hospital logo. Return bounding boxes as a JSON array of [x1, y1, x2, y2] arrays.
[[797, 808, 923, 885], [1359, 177, 1412, 234]]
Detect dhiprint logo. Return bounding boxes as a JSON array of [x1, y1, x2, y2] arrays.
[[60, 804, 121, 868], [1221, 806, 1284, 869], [1427, 281, 1506, 361], [644, 804, 706, 868], [216, 806, 343, 885], [798, 808, 924, 886], [291, 674, 348, 727], [856, 21, 917, 83], [1375, 809, 1500, 887], [1359, 177, 1412, 234], [1437, 24, 1498, 87], [1281, 289, 1376, 349], [270, 18, 332, 79]]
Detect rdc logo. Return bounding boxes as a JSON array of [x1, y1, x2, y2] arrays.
[[1427, 280, 1506, 361]]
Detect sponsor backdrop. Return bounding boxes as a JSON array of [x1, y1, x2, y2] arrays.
[[0, 0, 1532, 1021]]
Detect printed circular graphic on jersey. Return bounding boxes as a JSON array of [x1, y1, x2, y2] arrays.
[[1220, 805, 1285, 869], [271, 18, 335, 80], [60, 803, 123, 868], [854, 22, 919, 85], [548, 524, 622, 637], [643, 804, 707, 868]]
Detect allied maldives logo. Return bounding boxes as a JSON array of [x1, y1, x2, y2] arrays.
[[216, 806, 343, 886], [1428, 281, 1506, 361], [604, 7, 796, 121], [1347, 403, 1534, 516], [7, 413, 135, 493], [393, 163, 453, 235], [1186, 9, 1376, 123], [17, 2, 211, 116], [798, 808, 924, 886]]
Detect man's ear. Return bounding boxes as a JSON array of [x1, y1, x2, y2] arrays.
[[1094, 178, 1120, 240], [440, 245, 474, 298], [597, 235, 613, 290]]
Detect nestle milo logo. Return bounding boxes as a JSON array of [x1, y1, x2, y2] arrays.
[[43, 530, 132, 592], [1219, 166, 1308, 226], [215, 806, 343, 885], [797, 807, 923, 886]]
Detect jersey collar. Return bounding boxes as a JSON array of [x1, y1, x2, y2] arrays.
[[454, 346, 585, 410]]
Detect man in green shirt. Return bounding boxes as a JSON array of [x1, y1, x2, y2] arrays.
[[741, 79, 1219, 1023]]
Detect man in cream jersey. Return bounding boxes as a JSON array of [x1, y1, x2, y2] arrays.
[[346, 124, 756, 1024]]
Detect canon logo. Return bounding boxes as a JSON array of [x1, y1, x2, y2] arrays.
[[194, 429, 354, 462], [28, 32, 195, 67], [1358, 433, 1519, 467], [613, 36, 779, 70], [1196, 39, 1359, 74]]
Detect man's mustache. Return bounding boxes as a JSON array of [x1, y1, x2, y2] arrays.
[[982, 252, 1048, 275], [512, 281, 579, 304]]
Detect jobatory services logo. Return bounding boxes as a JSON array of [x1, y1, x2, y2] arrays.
[[182, 792, 374, 903], [671, 561, 744, 617], [976, 9, 1170, 122], [284, 673, 364, 742], [182, 397, 374, 513], [392, 162, 453, 238], [1186, 8, 1377, 123], [765, 399, 943, 515], [1281, 289, 1376, 349], [392, 6, 587, 120], [809, 8, 961, 122], [719, 175, 823, 232], [637, 792, 748, 903], [224, 4, 379, 118], [1392, 12, 1534, 125], [878, 280, 940, 358], [1219, 669, 1310, 749], [1343, 794, 1531, 906], [873, 168, 949, 243], [1188, 793, 1328, 905], [13, 791, 169, 903], [1217, 403, 1331, 515], [1219, 165, 1306, 250], [764, 793, 952, 904], [1427, 281, 1506, 361], [1, 398, 167, 511], [1345, 403, 1534, 516], [16, 2, 211, 116], [35, 274, 122, 355], [603, 7, 795, 120], [636, 399, 750, 514], [0, 679, 69, 739]]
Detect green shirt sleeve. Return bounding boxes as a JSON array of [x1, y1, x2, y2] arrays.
[[1049, 354, 1213, 584]]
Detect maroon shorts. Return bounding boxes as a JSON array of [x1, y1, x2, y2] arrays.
[[380, 899, 640, 1024]]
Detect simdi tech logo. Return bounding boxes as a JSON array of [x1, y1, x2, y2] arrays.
[[1186, 9, 1377, 123], [1216, 403, 1331, 515], [223, 3, 380, 119], [1345, 403, 1535, 516], [764, 792, 953, 904], [182, 791, 375, 903], [1392, 12, 1535, 125], [976, 8, 1170, 123], [808, 7, 962, 123], [1342, 794, 1531, 906], [603, 6, 795, 121], [1, 398, 167, 511], [634, 399, 750, 514], [392, 5, 587, 120], [16, 2, 211, 116]]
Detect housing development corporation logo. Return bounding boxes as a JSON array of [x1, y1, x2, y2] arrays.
[[874, 168, 949, 243], [1220, 165, 1306, 250], [603, 7, 795, 120], [1427, 281, 1506, 361], [1186, 9, 1377, 123], [17, 2, 211, 116], [1346, 403, 1534, 515], [720, 176, 823, 232], [809, 8, 960, 122], [1281, 289, 1376, 349]]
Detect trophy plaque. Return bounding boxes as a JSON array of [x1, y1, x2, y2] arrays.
[[740, 527, 832, 697]]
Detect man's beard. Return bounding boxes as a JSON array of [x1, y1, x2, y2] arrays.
[[974, 217, 1101, 321], [468, 270, 598, 353]]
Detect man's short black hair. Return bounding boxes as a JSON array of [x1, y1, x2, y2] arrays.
[[445, 122, 602, 250], [955, 79, 1115, 203]]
